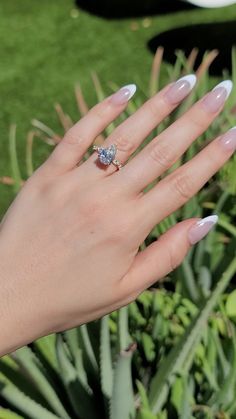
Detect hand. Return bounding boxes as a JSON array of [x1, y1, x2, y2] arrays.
[[0, 75, 235, 356]]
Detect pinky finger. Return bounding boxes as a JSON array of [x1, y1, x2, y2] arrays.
[[122, 216, 218, 296]]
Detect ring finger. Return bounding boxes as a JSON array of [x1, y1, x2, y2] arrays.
[[81, 74, 197, 177]]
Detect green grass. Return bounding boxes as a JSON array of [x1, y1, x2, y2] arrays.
[[1, 0, 236, 218]]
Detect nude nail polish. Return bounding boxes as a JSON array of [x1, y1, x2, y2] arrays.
[[202, 80, 233, 113], [219, 126, 236, 151], [188, 215, 218, 245], [110, 84, 137, 105], [165, 74, 197, 104]]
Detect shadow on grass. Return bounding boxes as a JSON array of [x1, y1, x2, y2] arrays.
[[75, 0, 195, 18], [148, 21, 236, 75]]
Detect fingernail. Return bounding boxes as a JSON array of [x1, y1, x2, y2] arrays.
[[110, 84, 137, 105], [165, 74, 197, 105], [219, 126, 236, 151], [188, 215, 218, 245], [202, 80, 233, 113]]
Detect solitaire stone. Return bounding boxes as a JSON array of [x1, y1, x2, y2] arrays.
[[98, 144, 116, 165]]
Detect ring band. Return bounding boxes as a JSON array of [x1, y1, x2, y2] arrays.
[[93, 144, 123, 170]]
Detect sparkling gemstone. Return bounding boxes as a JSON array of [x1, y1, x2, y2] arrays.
[[98, 144, 116, 165]]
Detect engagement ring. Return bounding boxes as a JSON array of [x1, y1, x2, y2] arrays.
[[93, 144, 123, 170]]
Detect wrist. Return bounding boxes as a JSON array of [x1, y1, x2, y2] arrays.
[[0, 245, 39, 356]]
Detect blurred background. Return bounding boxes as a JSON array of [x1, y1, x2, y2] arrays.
[[1, 0, 236, 217], [0, 1, 236, 418]]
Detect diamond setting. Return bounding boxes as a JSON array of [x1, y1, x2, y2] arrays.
[[97, 144, 117, 166]]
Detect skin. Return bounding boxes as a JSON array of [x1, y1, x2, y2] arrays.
[[0, 80, 235, 357]]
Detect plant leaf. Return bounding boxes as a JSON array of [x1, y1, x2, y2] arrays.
[[110, 343, 136, 419], [149, 256, 236, 413], [100, 315, 113, 399]]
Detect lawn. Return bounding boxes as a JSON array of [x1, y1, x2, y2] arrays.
[[1, 0, 236, 219]]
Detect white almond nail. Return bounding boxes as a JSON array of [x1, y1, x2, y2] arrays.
[[213, 80, 233, 99], [177, 74, 197, 89]]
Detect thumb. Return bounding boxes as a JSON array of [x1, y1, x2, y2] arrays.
[[123, 216, 218, 296]]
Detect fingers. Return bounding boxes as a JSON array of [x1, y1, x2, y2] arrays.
[[41, 84, 136, 175], [82, 74, 197, 177], [140, 127, 236, 232], [121, 216, 217, 295], [120, 80, 233, 193]]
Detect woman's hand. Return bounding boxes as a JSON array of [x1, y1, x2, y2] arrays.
[[0, 75, 235, 356]]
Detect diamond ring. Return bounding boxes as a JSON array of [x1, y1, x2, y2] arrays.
[[93, 144, 123, 170]]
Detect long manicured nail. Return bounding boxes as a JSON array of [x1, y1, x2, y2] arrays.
[[219, 126, 236, 151], [165, 74, 197, 104], [202, 80, 233, 113], [110, 84, 137, 105], [188, 215, 218, 245]]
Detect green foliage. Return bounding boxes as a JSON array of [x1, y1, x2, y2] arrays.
[[0, 50, 236, 418]]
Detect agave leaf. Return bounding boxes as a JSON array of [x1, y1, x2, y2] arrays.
[[0, 408, 24, 419], [0, 378, 59, 419], [193, 238, 206, 273], [64, 328, 88, 388], [136, 409, 157, 419], [167, 51, 182, 83], [212, 328, 230, 378], [56, 334, 99, 419], [180, 375, 195, 419], [26, 130, 34, 177], [197, 266, 212, 298], [173, 375, 193, 419], [218, 218, 236, 237], [91, 72, 115, 136], [179, 259, 201, 303], [54, 103, 73, 132], [228, 46, 236, 110], [149, 256, 236, 413], [186, 48, 199, 72], [141, 333, 155, 362], [0, 356, 47, 407], [118, 306, 132, 352], [209, 326, 236, 411], [196, 50, 219, 81], [75, 83, 89, 116], [33, 334, 58, 372], [31, 119, 61, 143], [9, 124, 22, 192], [136, 380, 150, 410], [128, 302, 146, 327], [100, 315, 113, 399], [149, 46, 163, 97], [110, 343, 136, 419], [175, 50, 190, 73], [11, 346, 69, 419], [170, 376, 184, 414], [78, 324, 99, 378]]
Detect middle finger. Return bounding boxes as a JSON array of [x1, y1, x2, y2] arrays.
[[119, 80, 232, 194]]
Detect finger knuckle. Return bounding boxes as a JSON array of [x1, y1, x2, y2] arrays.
[[63, 130, 86, 147], [147, 98, 162, 118], [166, 244, 183, 271], [109, 218, 132, 244], [112, 131, 136, 154], [149, 141, 174, 169], [92, 102, 110, 121], [188, 111, 207, 131], [171, 172, 194, 202]]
